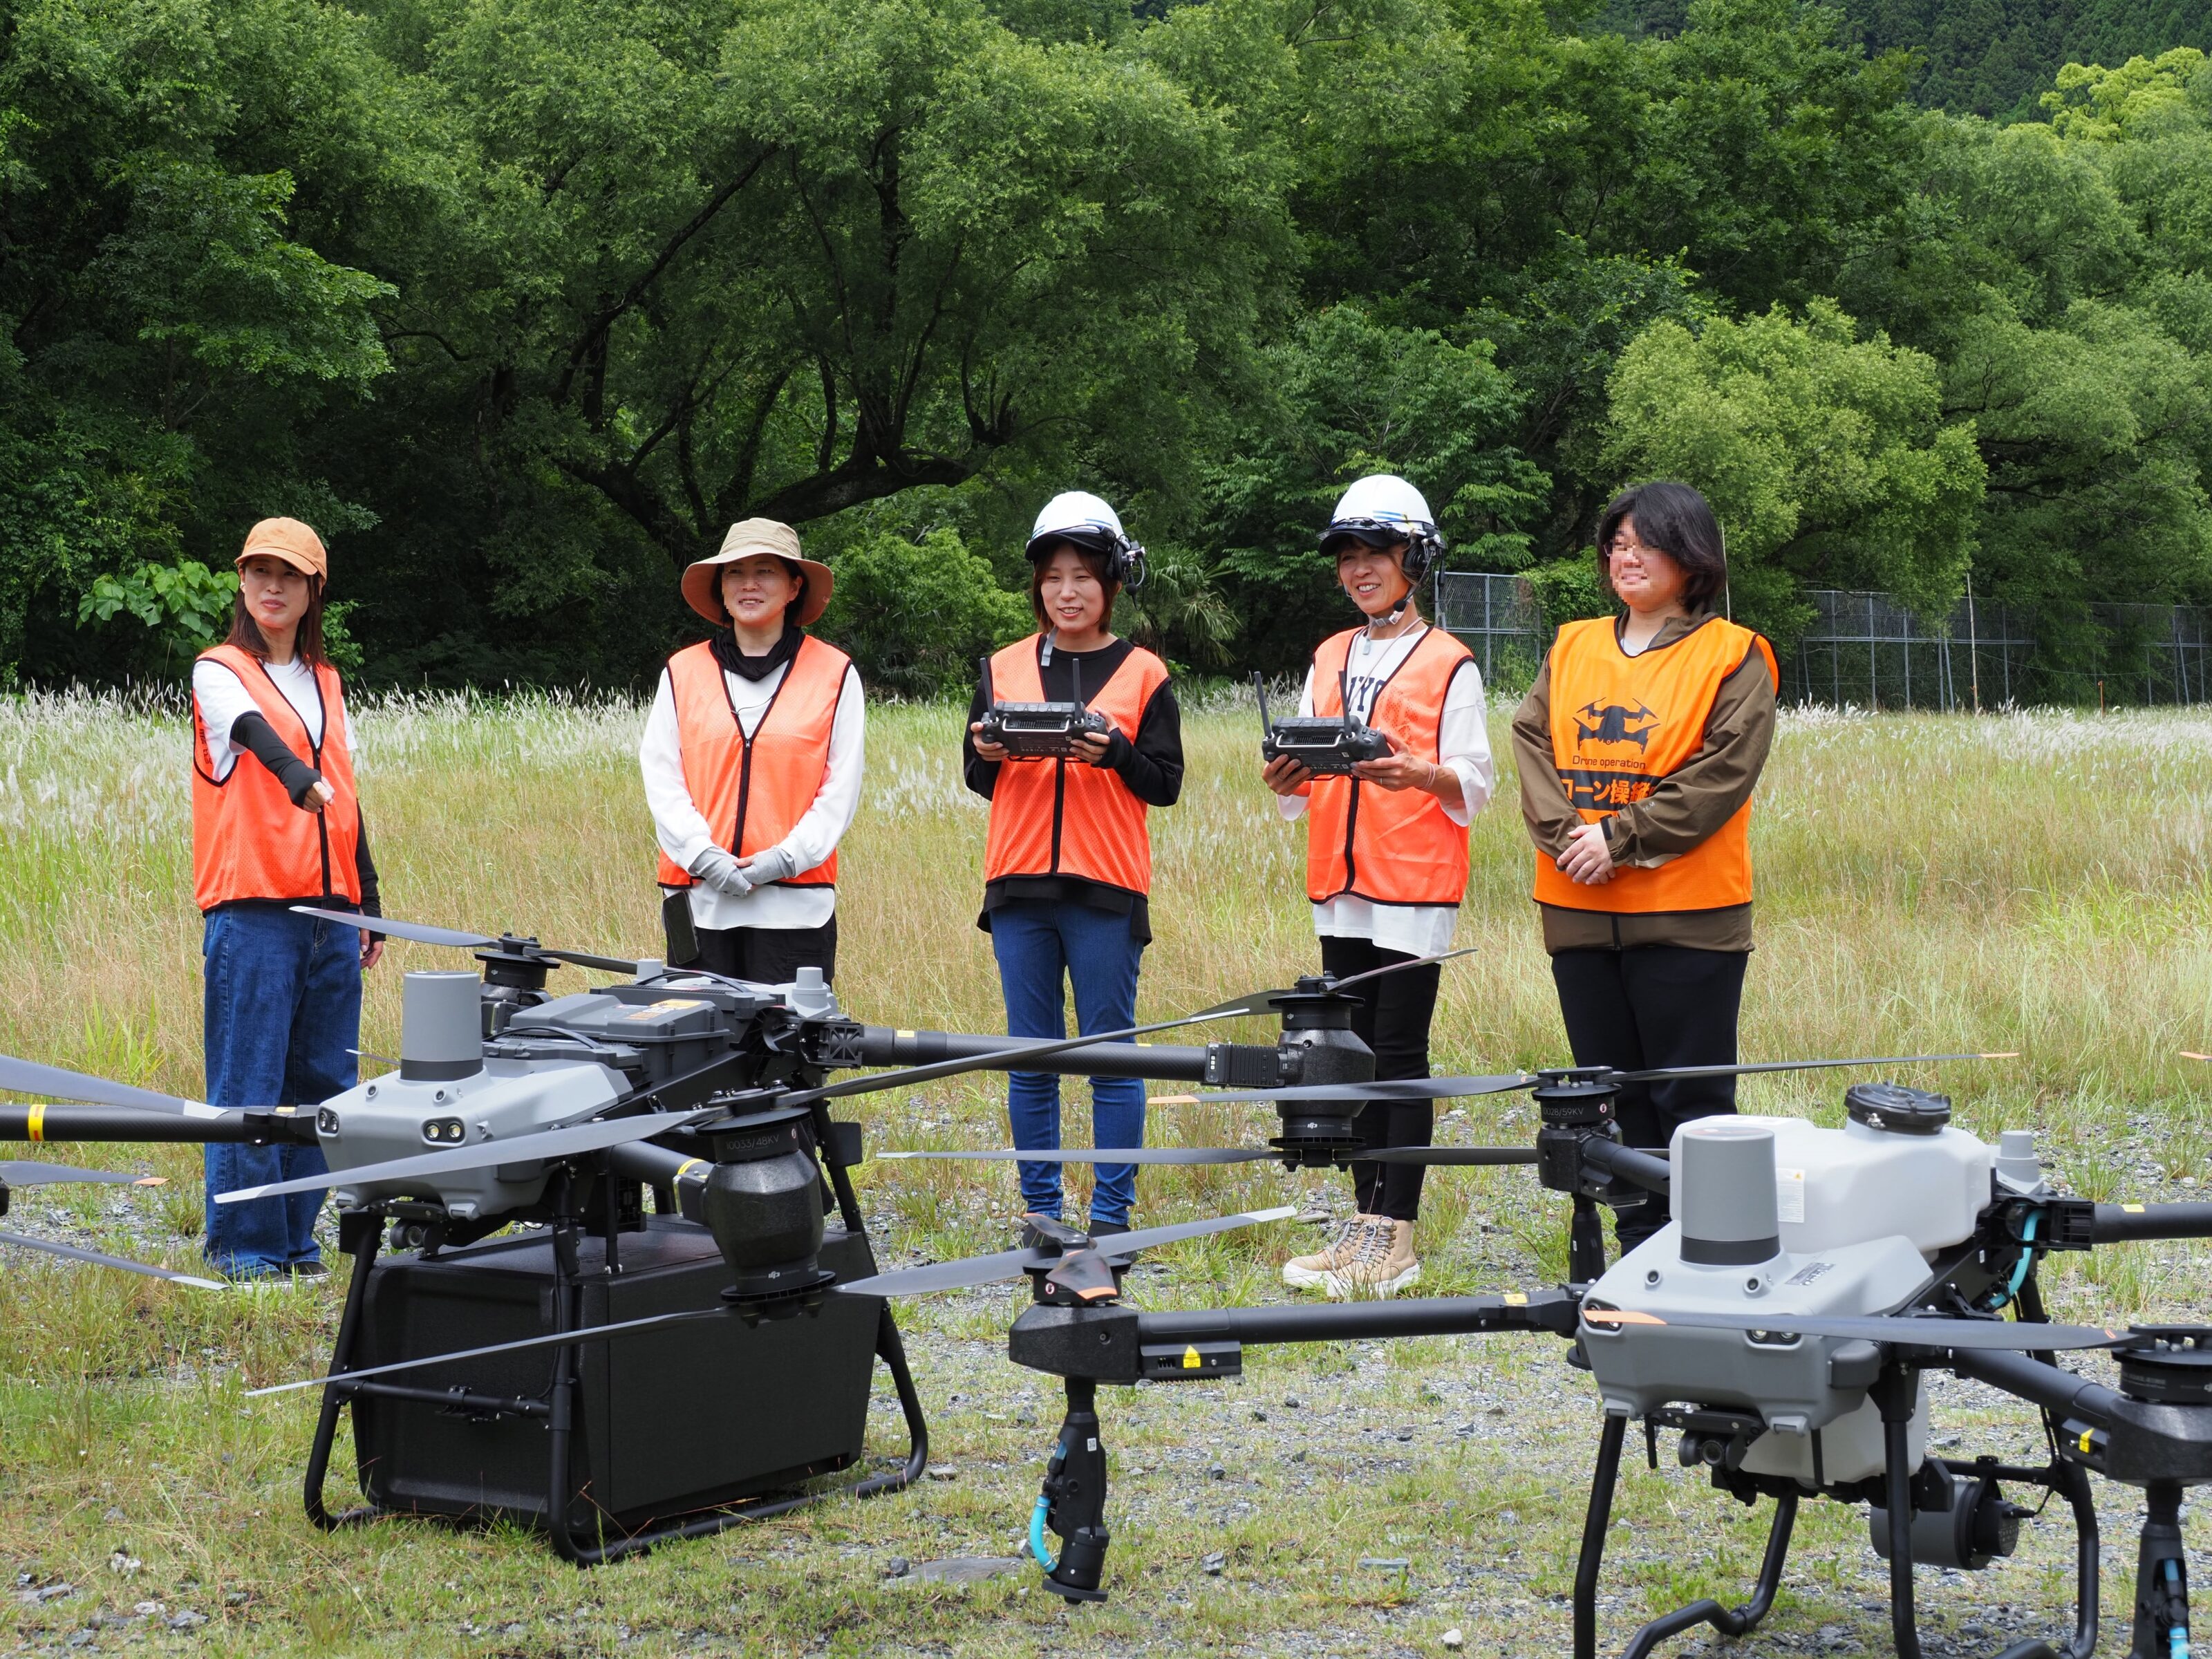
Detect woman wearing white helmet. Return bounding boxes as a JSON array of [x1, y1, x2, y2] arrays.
[[963, 491, 1184, 1239], [1261, 474, 1496, 1297]]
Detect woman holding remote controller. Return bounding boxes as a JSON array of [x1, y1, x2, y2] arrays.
[[962, 492, 1183, 1240], [1262, 474, 1494, 1297]]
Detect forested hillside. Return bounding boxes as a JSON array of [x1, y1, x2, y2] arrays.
[[1605, 0, 2212, 115], [6, 0, 2212, 689]]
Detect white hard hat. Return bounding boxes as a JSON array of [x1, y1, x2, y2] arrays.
[[1320, 474, 1444, 581], [1025, 490, 1146, 586]]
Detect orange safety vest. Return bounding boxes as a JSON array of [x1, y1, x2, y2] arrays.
[[982, 636, 1170, 897], [191, 644, 363, 912], [1304, 626, 1476, 907], [1533, 615, 1779, 914], [655, 636, 852, 890]]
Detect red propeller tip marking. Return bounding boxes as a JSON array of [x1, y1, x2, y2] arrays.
[[1583, 1309, 1665, 1327], [1979, 1051, 2021, 1059], [1150, 1094, 1197, 1105], [133, 1177, 167, 1187], [2182, 1052, 2212, 1062]]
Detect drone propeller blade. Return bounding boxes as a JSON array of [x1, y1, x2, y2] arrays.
[[246, 1306, 727, 1398], [0, 1161, 160, 1187], [1172, 1074, 1540, 1107], [881, 1147, 1279, 1166], [834, 1206, 1299, 1298], [0, 1230, 225, 1288], [0, 1056, 225, 1121], [292, 907, 496, 949], [787, 1010, 1235, 1107], [1349, 1147, 1539, 1165], [1583, 1305, 2129, 1351], [213, 1109, 708, 1203], [292, 909, 638, 975], [1183, 946, 1478, 1021], [1610, 1052, 2018, 1085]]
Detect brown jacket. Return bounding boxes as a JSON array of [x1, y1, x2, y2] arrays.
[[1511, 612, 1777, 953]]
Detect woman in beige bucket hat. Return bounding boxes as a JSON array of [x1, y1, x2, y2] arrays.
[[638, 518, 863, 983]]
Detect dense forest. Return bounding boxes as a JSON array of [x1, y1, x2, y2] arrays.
[[5, 0, 2212, 691]]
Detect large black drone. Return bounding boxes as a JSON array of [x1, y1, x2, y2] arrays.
[[0, 909, 1438, 1561]]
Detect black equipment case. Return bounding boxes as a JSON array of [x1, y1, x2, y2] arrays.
[[347, 1219, 885, 1534]]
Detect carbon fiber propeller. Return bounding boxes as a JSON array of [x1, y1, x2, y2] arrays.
[[245, 1206, 1297, 1398], [291, 907, 639, 974]]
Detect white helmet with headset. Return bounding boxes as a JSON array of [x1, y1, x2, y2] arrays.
[[1025, 490, 1147, 590], [1319, 474, 1445, 585]]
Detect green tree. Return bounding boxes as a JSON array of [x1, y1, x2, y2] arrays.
[[1600, 298, 1986, 633], [0, 0, 398, 681]]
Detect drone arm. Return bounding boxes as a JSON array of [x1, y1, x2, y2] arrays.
[[0, 1104, 310, 1144], [1578, 1137, 1671, 1197], [1138, 1291, 1580, 1349], [850, 1027, 1216, 1083], [2089, 1201, 2212, 1243]]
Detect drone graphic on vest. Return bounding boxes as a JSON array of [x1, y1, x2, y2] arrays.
[[0, 903, 1431, 1562]]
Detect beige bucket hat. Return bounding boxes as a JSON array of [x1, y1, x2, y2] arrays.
[[681, 518, 834, 628]]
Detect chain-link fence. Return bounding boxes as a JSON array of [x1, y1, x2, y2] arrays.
[[1434, 574, 2211, 709], [1785, 591, 2211, 709], [1433, 571, 1548, 692], [1782, 590, 2036, 711]]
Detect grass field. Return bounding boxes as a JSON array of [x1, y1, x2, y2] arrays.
[[0, 690, 2206, 1656]]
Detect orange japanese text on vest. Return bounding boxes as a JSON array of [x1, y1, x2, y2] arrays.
[[1533, 615, 1778, 915]]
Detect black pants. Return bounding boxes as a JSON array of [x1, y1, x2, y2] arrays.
[[1320, 935, 1443, 1223], [673, 914, 838, 985], [1550, 945, 1748, 1252]]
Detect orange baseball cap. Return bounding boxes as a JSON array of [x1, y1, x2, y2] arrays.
[[237, 518, 328, 581]]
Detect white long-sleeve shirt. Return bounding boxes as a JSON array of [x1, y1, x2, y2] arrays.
[[639, 657, 865, 932], [191, 655, 345, 781], [1277, 623, 1494, 957]]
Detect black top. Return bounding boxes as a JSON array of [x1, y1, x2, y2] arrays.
[[217, 711, 382, 923], [961, 637, 1183, 943]]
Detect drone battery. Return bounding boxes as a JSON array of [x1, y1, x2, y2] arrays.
[[348, 1217, 883, 1533], [500, 989, 737, 1089]]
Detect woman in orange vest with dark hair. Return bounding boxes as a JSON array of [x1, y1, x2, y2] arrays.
[[1262, 474, 1494, 1298], [962, 491, 1182, 1238], [641, 518, 862, 984], [1511, 480, 1779, 1257], [191, 518, 384, 1281]]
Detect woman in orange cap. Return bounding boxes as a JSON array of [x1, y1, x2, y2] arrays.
[[640, 518, 863, 983], [190, 518, 384, 1282]]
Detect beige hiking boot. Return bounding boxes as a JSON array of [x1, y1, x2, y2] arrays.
[[1324, 1217, 1421, 1298], [1282, 1215, 1371, 1290]]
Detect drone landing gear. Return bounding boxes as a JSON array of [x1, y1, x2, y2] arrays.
[[2127, 1481, 2190, 1659], [1573, 1414, 1796, 1659], [1573, 1372, 2101, 1659], [301, 1183, 930, 1564], [1033, 1377, 1111, 1603]]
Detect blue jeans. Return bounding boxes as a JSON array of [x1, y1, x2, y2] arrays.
[[202, 906, 357, 1276], [990, 899, 1147, 1227]]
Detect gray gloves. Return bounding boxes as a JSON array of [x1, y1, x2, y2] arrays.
[[740, 845, 800, 887], [688, 843, 801, 895], [689, 847, 753, 897]]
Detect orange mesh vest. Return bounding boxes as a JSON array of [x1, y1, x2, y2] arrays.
[[655, 636, 851, 889], [191, 644, 362, 912], [982, 636, 1169, 896], [1304, 626, 1476, 906], [1533, 615, 1779, 914]]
